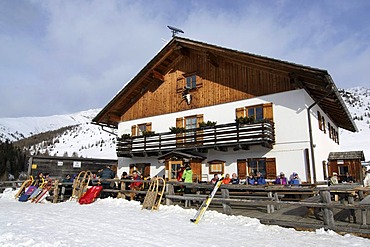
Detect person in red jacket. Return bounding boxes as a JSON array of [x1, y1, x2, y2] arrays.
[[129, 171, 142, 200]]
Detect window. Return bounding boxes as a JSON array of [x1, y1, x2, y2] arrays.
[[338, 165, 349, 175], [167, 161, 183, 181], [247, 106, 263, 121], [129, 163, 150, 177], [131, 123, 152, 136], [235, 103, 273, 121], [186, 75, 197, 89], [248, 158, 266, 176], [208, 160, 225, 174], [185, 116, 197, 142], [176, 115, 203, 144]]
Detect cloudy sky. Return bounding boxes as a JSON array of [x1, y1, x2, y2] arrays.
[[1, 0, 369, 118]]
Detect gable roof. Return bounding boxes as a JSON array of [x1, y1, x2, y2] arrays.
[[92, 37, 357, 132], [328, 151, 365, 161]]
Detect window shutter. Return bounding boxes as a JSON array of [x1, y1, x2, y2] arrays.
[[317, 111, 322, 130], [146, 122, 152, 132], [236, 107, 245, 118], [266, 158, 276, 179], [131, 125, 137, 136], [196, 114, 204, 127], [237, 159, 247, 179], [176, 117, 184, 128], [263, 103, 273, 121]]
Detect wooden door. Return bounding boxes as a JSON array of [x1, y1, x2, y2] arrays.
[[191, 160, 202, 182], [237, 159, 247, 179]]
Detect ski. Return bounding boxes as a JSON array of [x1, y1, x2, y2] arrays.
[[190, 174, 224, 224]]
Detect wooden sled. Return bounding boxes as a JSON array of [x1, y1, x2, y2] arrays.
[[32, 180, 55, 203], [142, 177, 166, 210], [15, 176, 34, 199], [70, 171, 91, 202]]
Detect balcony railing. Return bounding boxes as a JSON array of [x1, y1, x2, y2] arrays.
[[116, 120, 275, 157]]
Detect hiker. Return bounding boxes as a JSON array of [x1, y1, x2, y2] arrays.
[[329, 172, 339, 185], [255, 172, 266, 185], [98, 165, 116, 198], [62, 174, 72, 183], [210, 174, 219, 184], [181, 164, 193, 194], [275, 172, 288, 185], [342, 172, 354, 183], [289, 172, 301, 185], [230, 173, 240, 184], [35, 172, 45, 187], [364, 171, 370, 187], [129, 171, 143, 200], [222, 173, 231, 184], [245, 173, 255, 185]]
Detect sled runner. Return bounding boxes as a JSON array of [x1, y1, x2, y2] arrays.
[[79, 185, 103, 204], [142, 177, 166, 210], [190, 174, 224, 224], [28, 179, 47, 201], [70, 171, 91, 201], [15, 176, 33, 199]]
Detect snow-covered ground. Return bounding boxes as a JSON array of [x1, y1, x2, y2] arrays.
[[0, 188, 369, 246]]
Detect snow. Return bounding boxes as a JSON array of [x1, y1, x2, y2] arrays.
[[0, 188, 369, 246]]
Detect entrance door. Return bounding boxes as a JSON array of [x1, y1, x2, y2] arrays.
[[167, 160, 183, 181], [191, 160, 202, 182], [237, 159, 247, 179]]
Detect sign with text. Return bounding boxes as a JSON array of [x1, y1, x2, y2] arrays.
[[73, 161, 81, 168]]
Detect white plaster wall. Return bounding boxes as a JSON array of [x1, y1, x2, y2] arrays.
[[117, 89, 342, 183]]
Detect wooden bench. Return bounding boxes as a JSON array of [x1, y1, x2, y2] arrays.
[[359, 195, 370, 225]]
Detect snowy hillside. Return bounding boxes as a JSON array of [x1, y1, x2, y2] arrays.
[[0, 109, 117, 159], [339, 87, 370, 160], [0, 87, 369, 160]]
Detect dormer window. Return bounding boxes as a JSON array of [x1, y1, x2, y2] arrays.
[[186, 75, 197, 89]]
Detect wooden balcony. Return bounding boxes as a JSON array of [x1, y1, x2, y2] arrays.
[[116, 120, 275, 157]]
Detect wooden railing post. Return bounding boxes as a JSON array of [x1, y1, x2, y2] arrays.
[[166, 184, 174, 206], [267, 191, 274, 213], [221, 188, 232, 215], [320, 190, 335, 229]]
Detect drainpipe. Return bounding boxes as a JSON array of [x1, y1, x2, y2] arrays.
[[307, 88, 334, 184]]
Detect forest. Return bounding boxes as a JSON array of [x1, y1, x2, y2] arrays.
[[0, 139, 27, 181]]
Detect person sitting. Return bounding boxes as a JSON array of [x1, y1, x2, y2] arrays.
[[222, 173, 231, 184], [342, 172, 354, 183], [255, 172, 266, 185], [245, 173, 255, 185], [275, 172, 288, 185], [210, 174, 219, 184], [230, 173, 240, 184], [329, 172, 339, 185], [289, 172, 301, 185], [62, 174, 72, 183]]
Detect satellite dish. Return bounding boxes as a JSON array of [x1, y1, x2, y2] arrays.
[[167, 25, 184, 37]]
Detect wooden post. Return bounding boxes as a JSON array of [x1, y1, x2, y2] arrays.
[[274, 192, 280, 210], [320, 190, 335, 229], [166, 184, 174, 206], [267, 192, 274, 213], [348, 196, 356, 223], [221, 188, 232, 215], [52, 180, 59, 203]]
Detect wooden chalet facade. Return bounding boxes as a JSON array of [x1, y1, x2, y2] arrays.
[[327, 151, 365, 183], [93, 37, 357, 183]]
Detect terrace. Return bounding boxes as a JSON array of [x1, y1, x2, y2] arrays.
[[116, 120, 275, 157]]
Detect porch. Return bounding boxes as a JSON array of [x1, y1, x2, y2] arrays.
[[116, 120, 275, 157]]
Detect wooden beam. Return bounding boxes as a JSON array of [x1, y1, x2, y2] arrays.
[[207, 51, 219, 67], [152, 70, 164, 81]]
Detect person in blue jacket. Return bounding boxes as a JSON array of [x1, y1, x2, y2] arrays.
[[245, 173, 255, 185], [255, 172, 266, 185], [289, 172, 301, 186]]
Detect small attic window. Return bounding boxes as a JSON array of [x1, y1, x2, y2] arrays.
[[185, 75, 197, 89]]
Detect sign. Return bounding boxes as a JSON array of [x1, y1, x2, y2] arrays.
[[337, 160, 344, 165], [57, 161, 63, 167], [73, 161, 81, 168], [31, 164, 37, 169]]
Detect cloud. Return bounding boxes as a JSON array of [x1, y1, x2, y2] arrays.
[[0, 0, 369, 117]]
